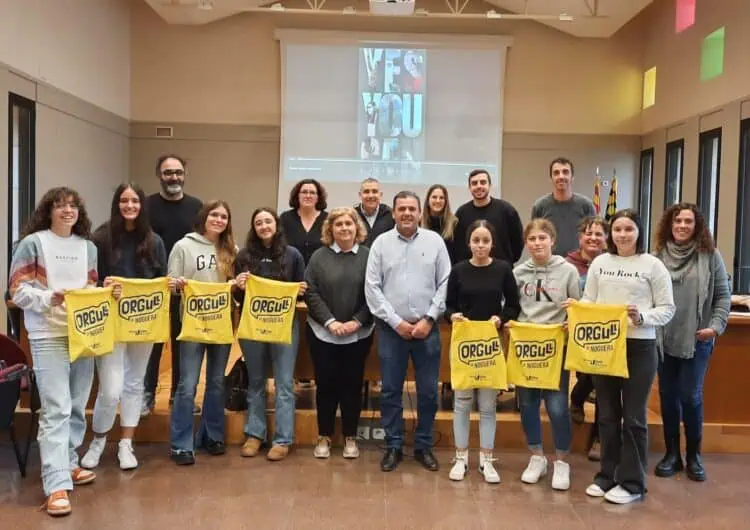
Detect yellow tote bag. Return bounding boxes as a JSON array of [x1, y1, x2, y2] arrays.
[[177, 280, 234, 345], [112, 277, 171, 344], [65, 287, 115, 362], [565, 302, 629, 378], [507, 322, 566, 390], [449, 320, 507, 391], [236, 275, 300, 344]]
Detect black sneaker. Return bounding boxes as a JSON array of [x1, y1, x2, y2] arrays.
[[170, 450, 195, 466], [202, 439, 226, 456]]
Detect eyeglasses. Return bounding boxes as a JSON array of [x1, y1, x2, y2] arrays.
[[53, 202, 79, 210], [162, 169, 185, 177], [299, 190, 318, 196]]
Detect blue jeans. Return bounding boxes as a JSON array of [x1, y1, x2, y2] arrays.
[[658, 339, 713, 442], [170, 341, 231, 453], [30, 337, 94, 495], [376, 321, 441, 451], [240, 317, 299, 446], [453, 389, 498, 450], [517, 369, 571, 453]]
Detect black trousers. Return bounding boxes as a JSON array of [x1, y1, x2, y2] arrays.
[[307, 325, 372, 438], [593, 339, 657, 495], [571, 372, 600, 447], [143, 296, 183, 398]]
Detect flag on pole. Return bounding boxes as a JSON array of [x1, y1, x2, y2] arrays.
[[605, 171, 618, 221], [593, 168, 601, 215]]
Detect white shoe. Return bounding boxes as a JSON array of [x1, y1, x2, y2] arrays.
[[521, 455, 548, 484], [604, 485, 642, 505], [479, 452, 501, 484], [343, 437, 359, 459], [81, 436, 107, 469], [585, 483, 607, 498], [118, 439, 138, 470], [449, 450, 468, 481], [313, 437, 331, 459], [551, 460, 570, 491]]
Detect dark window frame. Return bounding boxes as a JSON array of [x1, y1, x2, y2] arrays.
[[664, 138, 684, 209], [638, 148, 655, 250], [7, 93, 36, 267], [697, 127, 722, 239], [734, 118, 750, 293]]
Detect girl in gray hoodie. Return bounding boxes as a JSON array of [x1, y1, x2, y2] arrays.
[[512, 218, 581, 491]]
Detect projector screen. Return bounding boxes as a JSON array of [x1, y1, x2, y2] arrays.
[[276, 30, 511, 212]]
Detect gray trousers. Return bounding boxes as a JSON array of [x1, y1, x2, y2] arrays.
[[593, 339, 657, 495]]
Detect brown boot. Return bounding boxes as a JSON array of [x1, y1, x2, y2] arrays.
[[240, 437, 262, 458], [267, 444, 289, 461]]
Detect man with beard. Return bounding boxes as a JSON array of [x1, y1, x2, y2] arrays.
[[531, 158, 596, 256], [453, 169, 523, 265], [142, 154, 203, 414]]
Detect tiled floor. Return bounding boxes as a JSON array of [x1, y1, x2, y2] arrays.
[[2, 444, 749, 529]]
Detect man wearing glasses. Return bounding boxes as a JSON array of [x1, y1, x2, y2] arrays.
[[142, 154, 203, 415]]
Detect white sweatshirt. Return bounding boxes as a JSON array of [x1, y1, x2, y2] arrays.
[[581, 252, 675, 339]]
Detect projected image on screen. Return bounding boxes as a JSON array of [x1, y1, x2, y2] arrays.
[[359, 48, 425, 182]]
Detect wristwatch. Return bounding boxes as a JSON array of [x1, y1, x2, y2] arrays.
[[637, 313, 644, 325]]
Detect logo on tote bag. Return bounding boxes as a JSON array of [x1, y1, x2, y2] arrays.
[[74, 302, 110, 335], [249, 296, 294, 323], [186, 292, 230, 320], [573, 320, 621, 354], [457, 338, 502, 368], [119, 292, 164, 323], [513, 339, 556, 367]]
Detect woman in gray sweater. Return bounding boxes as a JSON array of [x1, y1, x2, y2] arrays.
[[653, 203, 730, 482], [304, 207, 374, 460]]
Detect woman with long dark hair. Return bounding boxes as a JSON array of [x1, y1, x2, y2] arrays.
[[420, 184, 458, 264], [236, 208, 306, 461], [9, 187, 97, 516], [280, 179, 329, 265], [652, 203, 730, 481], [80, 184, 168, 471], [581, 209, 675, 504], [169, 200, 237, 465]]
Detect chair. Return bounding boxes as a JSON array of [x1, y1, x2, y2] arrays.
[[0, 333, 37, 477]]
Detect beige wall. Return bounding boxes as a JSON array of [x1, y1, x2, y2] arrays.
[[638, 0, 750, 282]]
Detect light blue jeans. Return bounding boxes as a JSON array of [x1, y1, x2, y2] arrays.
[[518, 369, 572, 453], [30, 337, 94, 495], [239, 317, 299, 446], [170, 341, 231, 453], [453, 388, 498, 450]]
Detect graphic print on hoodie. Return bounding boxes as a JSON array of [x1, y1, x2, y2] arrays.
[[168, 232, 229, 283], [513, 255, 582, 324]]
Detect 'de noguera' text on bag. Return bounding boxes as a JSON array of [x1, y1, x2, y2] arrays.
[[111, 277, 170, 344], [65, 287, 115, 361], [236, 275, 300, 345], [449, 320, 507, 391], [565, 302, 629, 378], [177, 280, 234, 344], [507, 321, 566, 390]]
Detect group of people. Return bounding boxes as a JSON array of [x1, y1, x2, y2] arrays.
[[7, 154, 729, 516]]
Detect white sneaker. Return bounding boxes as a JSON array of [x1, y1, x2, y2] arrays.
[[81, 436, 107, 469], [551, 460, 570, 491], [313, 437, 331, 459], [118, 439, 138, 470], [585, 483, 607, 498], [521, 455, 548, 484], [479, 452, 501, 484], [449, 450, 468, 481], [604, 485, 642, 505], [343, 437, 359, 459]]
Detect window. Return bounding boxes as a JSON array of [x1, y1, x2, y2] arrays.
[[675, 0, 696, 33], [638, 148, 654, 250], [697, 127, 722, 237], [643, 67, 656, 109], [8, 93, 36, 263], [735, 119, 750, 293], [701, 27, 725, 81], [664, 139, 684, 208]]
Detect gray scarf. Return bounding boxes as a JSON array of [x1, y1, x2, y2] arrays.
[[661, 241, 710, 320]]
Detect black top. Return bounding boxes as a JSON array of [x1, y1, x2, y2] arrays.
[[304, 246, 372, 328], [445, 259, 520, 323], [146, 193, 203, 256], [95, 230, 167, 282], [425, 215, 457, 265], [279, 209, 328, 266], [454, 198, 524, 265], [234, 245, 305, 304], [355, 203, 395, 248]]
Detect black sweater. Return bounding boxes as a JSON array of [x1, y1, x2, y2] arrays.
[[425, 215, 457, 265], [234, 245, 305, 303], [280, 209, 328, 266], [94, 229, 167, 283], [453, 198, 524, 265], [355, 203, 395, 248], [445, 259, 520, 323], [147, 193, 203, 256], [304, 246, 372, 328]]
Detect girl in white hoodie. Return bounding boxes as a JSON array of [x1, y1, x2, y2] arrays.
[[168, 200, 237, 465], [511, 218, 581, 491]]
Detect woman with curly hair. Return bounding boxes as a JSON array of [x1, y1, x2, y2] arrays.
[[280, 179, 329, 265], [235, 207, 306, 461], [169, 200, 237, 466], [8, 187, 97, 516], [652, 203, 730, 482]]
